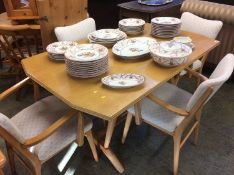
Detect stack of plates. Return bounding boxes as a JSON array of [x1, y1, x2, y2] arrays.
[[64, 44, 109, 78], [150, 41, 192, 67], [119, 18, 145, 35], [88, 29, 127, 47], [151, 17, 181, 38], [46, 41, 78, 61]]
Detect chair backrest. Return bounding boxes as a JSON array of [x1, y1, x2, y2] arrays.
[[0, 25, 42, 66], [181, 12, 223, 39], [0, 113, 25, 143], [186, 53, 234, 111], [55, 18, 96, 42]]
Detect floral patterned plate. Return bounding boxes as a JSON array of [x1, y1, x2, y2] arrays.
[[119, 18, 145, 27], [46, 41, 78, 55], [112, 37, 157, 59], [102, 73, 145, 89], [151, 17, 181, 25], [65, 44, 108, 62]]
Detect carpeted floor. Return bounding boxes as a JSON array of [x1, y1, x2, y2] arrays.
[[0, 72, 234, 175]]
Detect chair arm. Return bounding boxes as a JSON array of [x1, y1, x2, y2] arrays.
[[23, 109, 77, 148], [185, 68, 208, 82], [0, 77, 30, 101], [147, 94, 189, 117], [0, 151, 6, 169]]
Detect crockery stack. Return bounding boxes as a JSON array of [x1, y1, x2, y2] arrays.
[[46, 41, 78, 61], [65, 44, 109, 78], [119, 18, 145, 35], [150, 41, 192, 67], [88, 29, 127, 47], [151, 17, 181, 38]]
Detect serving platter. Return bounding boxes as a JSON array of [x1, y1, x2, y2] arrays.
[[138, 0, 173, 6], [102, 73, 145, 89], [112, 37, 157, 59]]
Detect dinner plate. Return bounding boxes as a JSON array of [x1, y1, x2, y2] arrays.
[[65, 44, 108, 62], [119, 18, 145, 27], [46, 41, 78, 55], [112, 37, 157, 59], [151, 17, 181, 25], [102, 73, 145, 89], [89, 29, 126, 41]]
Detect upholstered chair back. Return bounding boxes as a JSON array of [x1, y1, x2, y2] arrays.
[[55, 18, 96, 41], [186, 54, 234, 110], [0, 113, 25, 143], [181, 12, 223, 39]]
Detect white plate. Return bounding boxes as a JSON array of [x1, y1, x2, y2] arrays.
[[46, 41, 78, 55], [88, 29, 126, 41], [151, 17, 181, 25], [65, 44, 108, 62], [119, 18, 145, 27], [102, 73, 145, 88], [112, 37, 157, 59]]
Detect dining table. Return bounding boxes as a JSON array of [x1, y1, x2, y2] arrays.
[[21, 23, 219, 173]]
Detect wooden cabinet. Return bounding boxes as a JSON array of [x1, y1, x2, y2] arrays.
[[3, 0, 39, 20]]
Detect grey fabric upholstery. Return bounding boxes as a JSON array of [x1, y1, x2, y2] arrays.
[[128, 83, 192, 133], [0, 96, 92, 162]]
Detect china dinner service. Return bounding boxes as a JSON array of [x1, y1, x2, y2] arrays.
[[151, 17, 182, 38], [46, 41, 78, 61], [119, 18, 145, 35], [64, 44, 109, 78], [150, 41, 192, 67], [112, 37, 157, 59], [102, 73, 145, 89], [88, 29, 127, 47]]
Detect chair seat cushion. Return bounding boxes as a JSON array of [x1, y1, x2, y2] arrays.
[[180, 60, 202, 76], [128, 83, 192, 133], [11, 96, 92, 161]]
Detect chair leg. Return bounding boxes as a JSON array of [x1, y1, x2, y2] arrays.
[[173, 133, 182, 175], [193, 110, 202, 145], [122, 113, 133, 144], [33, 163, 41, 175], [85, 130, 99, 162], [5, 143, 15, 174]]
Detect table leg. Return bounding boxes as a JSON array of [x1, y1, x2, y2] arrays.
[[33, 81, 40, 102], [77, 112, 84, 147], [104, 118, 117, 149], [93, 132, 124, 173]]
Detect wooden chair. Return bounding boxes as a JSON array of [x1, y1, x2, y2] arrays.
[[174, 12, 223, 85], [0, 24, 42, 81], [0, 77, 98, 175], [0, 150, 6, 175], [122, 54, 234, 175], [54, 18, 96, 42]]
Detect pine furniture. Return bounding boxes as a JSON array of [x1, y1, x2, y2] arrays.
[[21, 23, 219, 173], [122, 54, 234, 175]]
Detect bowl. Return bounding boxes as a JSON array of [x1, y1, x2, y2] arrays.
[[150, 41, 192, 67]]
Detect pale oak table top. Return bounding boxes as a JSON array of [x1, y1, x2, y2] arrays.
[[22, 24, 219, 121]]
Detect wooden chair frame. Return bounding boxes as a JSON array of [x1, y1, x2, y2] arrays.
[[122, 68, 213, 175], [0, 150, 6, 175], [0, 77, 98, 175], [0, 25, 42, 81]]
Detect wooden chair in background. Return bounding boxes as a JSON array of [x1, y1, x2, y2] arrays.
[[0, 24, 42, 81], [0, 77, 98, 175], [0, 150, 6, 175], [122, 54, 234, 175]]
